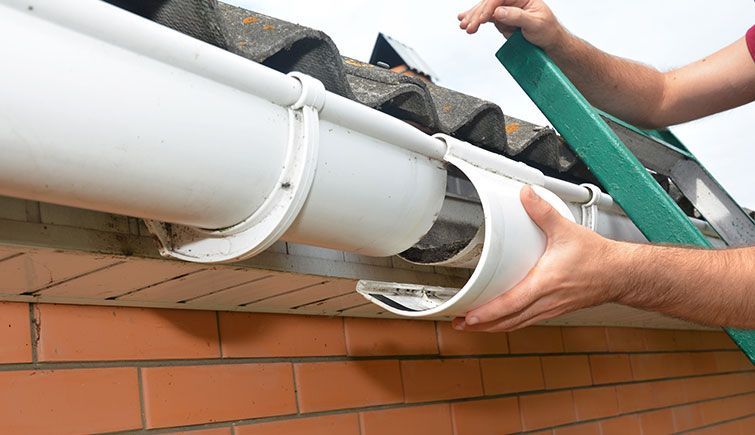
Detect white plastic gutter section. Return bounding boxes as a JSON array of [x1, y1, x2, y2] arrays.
[[0, 0, 722, 318]]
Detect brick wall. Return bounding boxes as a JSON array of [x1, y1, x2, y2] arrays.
[[0, 301, 752, 434]]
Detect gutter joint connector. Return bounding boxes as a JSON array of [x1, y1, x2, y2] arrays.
[[288, 72, 325, 111]]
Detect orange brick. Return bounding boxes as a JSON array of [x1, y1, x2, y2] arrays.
[[590, 354, 633, 384], [681, 423, 726, 435], [344, 317, 436, 356], [295, 360, 402, 412], [713, 351, 751, 372], [631, 353, 693, 380], [520, 391, 576, 431], [600, 414, 641, 435], [480, 357, 544, 395], [508, 326, 563, 354], [561, 327, 607, 353], [684, 376, 718, 403], [541, 355, 592, 389], [690, 352, 718, 375], [686, 419, 743, 435], [674, 330, 736, 352], [737, 416, 755, 434], [172, 429, 232, 435], [673, 330, 702, 351], [687, 372, 754, 401], [436, 322, 508, 355], [640, 409, 675, 435], [697, 331, 738, 350], [642, 329, 678, 351], [573, 386, 618, 420], [737, 371, 755, 392], [616, 382, 654, 413], [699, 393, 755, 425], [711, 371, 751, 396], [0, 368, 141, 433], [605, 327, 645, 352], [651, 378, 687, 407], [219, 312, 345, 357], [237, 414, 360, 435], [743, 392, 755, 411], [401, 359, 482, 402], [361, 404, 452, 435], [37, 304, 219, 361], [554, 422, 600, 435], [451, 397, 520, 435], [0, 302, 31, 363], [673, 403, 703, 432], [142, 363, 295, 428]]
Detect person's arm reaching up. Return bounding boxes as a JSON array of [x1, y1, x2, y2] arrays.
[[458, 0, 755, 129], [452, 186, 755, 332]]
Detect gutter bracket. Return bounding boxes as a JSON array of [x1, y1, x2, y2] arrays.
[[579, 183, 602, 231], [144, 72, 325, 263]]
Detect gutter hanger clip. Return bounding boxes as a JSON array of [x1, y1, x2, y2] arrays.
[[144, 72, 325, 263]]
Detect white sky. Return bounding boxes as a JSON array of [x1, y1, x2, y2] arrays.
[[233, 1, 755, 207]]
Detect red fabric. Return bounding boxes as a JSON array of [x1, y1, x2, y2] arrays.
[[747, 25, 755, 61]]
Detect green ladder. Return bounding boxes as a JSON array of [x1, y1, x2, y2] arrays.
[[496, 31, 755, 362]]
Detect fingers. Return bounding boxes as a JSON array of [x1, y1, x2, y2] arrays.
[[493, 6, 538, 31], [457, 298, 568, 332], [467, 0, 498, 34], [459, 0, 542, 36], [460, 1, 486, 33], [458, 2, 478, 29], [520, 185, 569, 238], [458, 5, 473, 25], [494, 22, 517, 38], [462, 272, 541, 327], [452, 316, 467, 330]]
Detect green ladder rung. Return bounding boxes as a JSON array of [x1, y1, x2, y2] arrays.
[[496, 30, 755, 363]]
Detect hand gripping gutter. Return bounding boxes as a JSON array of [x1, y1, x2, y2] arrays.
[[144, 72, 325, 263], [357, 135, 575, 318]]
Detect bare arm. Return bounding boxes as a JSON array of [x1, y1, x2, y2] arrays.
[[458, 0, 755, 128], [453, 187, 755, 332], [614, 242, 755, 327]]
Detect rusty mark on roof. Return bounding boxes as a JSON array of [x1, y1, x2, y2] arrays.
[[344, 58, 371, 68], [505, 122, 521, 135]]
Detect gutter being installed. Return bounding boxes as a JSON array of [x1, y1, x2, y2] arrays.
[[0, 0, 721, 318]]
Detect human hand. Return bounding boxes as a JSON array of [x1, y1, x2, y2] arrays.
[[457, 0, 566, 50], [452, 185, 622, 332]]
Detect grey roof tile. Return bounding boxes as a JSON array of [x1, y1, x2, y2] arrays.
[[105, 0, 596, 181]]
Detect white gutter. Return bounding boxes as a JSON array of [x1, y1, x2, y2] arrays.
[[0, 0, 722, 318], [0, 0, 446, 261]]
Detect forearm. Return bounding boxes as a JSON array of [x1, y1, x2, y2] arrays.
[[607, 242, 755, 328], [461, 1, 755, 129], [544, 30, 667, 128]]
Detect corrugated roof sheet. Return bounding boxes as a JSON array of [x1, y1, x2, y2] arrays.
[[104, 0, 597, 183]]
